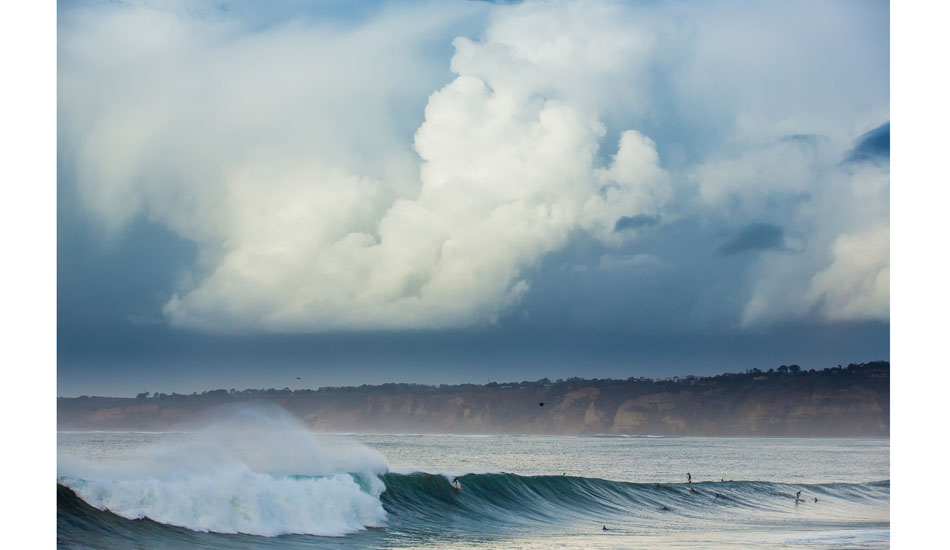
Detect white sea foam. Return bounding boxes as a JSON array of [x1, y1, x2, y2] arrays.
[[58, 403, 390, 537]]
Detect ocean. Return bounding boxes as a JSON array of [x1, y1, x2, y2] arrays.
[[57, 404, 889, 549]]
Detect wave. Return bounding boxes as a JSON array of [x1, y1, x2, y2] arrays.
[[57, 404, 889, 546], [58, 403, 390, 538], [378, 473, 889, 529], [59, 472, 385, 537], [59, 473, 890, 542]]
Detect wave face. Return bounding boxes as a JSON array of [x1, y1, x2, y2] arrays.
[[378, 473, 889, 531]]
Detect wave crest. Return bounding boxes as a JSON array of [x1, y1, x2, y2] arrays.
[[57, 403, 389, 536]]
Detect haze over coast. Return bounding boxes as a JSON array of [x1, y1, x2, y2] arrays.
[[59, 362, 888, 437]]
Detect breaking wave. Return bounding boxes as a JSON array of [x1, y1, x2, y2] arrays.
[[58, 403, 389, 537], [59, 471, 889, 539], [57, 404, 889, 549]]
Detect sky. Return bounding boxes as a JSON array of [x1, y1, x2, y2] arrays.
[[56, 0, 890, 397]]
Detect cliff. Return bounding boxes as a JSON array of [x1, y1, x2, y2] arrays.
[[57, 362, 889, 436]]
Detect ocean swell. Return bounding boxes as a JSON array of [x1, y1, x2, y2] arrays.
[[59, 473, 891, 541], [57, 403, 389, 537]]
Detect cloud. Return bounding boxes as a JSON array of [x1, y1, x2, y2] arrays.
[[728, 134, 889, 326], [59, 0, 888, 333], [60, 0, 670, 332], [844, 122, 890, 163], [614, 214, 660, 232], [597, 253, 670, 273], [807, 224, 889, 321], [716, 222, 785, 256]]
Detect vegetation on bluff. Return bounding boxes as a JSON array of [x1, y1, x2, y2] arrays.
[[59, 361, 888, 436]]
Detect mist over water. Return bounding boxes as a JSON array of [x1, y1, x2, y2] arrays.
[[58, 403, 390, 536], [58, 404, 889, 549]]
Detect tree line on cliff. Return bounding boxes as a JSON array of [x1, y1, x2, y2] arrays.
[[58, 361, 888, 436]]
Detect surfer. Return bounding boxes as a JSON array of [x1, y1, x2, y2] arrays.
[[602, 525, 608, 531], [687, 472, 691, 483], [814, 497, 818, 503], [452, 476, 462, 490], [539, 402, 545, 407], [660, 505, 670, 511]]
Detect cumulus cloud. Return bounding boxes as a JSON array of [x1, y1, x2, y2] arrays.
[[60, 0, 670, 331], [59, 0, 888, 332], [696, 134, 890, 326]]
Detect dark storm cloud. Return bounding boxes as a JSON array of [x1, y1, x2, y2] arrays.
[[614, 214, 660, 232], [515, 219, 749, 332], [57, 169, 197, 331], [57, 320, 889, 397], [844, 122, 890, 163], [715, 222, 785, 256]]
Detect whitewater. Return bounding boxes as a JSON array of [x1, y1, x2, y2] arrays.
[[58, 404, 889, 549]]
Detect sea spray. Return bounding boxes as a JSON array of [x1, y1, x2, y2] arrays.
[[58, 403, 389, 536]]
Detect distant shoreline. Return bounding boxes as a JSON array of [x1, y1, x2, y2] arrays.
[[58, 361, 889, 437]]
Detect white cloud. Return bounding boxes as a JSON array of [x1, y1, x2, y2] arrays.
[[59, 0, 888, 332], [691, 139, 889, 326], [60, 0, 671, 331], [808, 224, 889, 322]]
